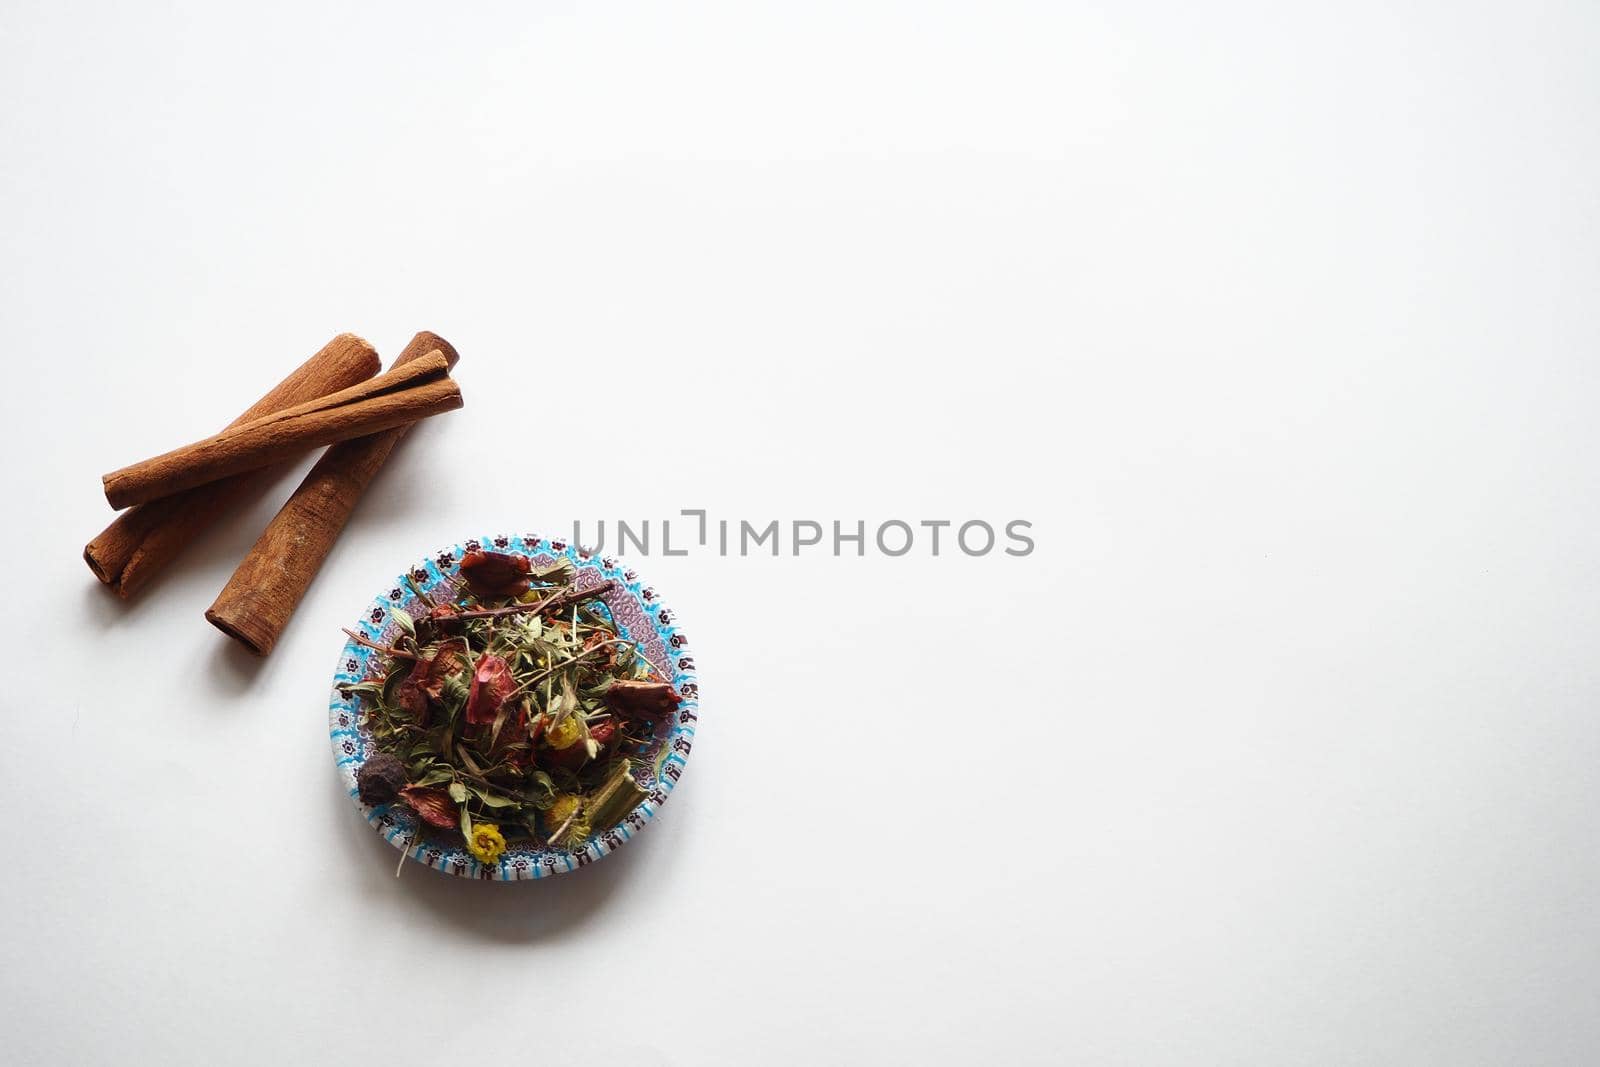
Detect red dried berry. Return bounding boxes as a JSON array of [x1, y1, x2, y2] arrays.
[[356, 753, 407, 805], [604, 680, 682, 716], [459, 550, 532, 598]]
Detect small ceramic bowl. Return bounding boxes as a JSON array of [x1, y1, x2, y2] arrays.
[[328, 533, 699, 880]]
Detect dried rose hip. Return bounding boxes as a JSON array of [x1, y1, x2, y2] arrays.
[[604, 680, 682, 716], [459, 550, 532, 598], [356, 752, 407, 805]]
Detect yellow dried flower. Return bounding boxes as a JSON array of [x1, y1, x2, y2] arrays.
[[546, 714, 581, 750], [466, 823, 507, 865], [546, 793, 581, 828], [543, 792, 590, 848]]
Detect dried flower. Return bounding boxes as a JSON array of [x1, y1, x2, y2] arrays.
[[398, 785, 458, 829], [545, 714, 582, 751], [466, 823, 507, 864], [547, 794, 580, 825], [544, 793, 584, 845], [543, 719, 593, 771], [394, 639, 466, 724], [459, 550, 532, 598], [465, 653, 516, 726], [356, 752, 407, 805]]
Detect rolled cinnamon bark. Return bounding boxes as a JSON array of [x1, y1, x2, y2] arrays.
[[206, 331, 460, 655], [83, 333, 381, 597], [102, 352, 461, 509]]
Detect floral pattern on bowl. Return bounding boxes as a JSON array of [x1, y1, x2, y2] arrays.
[[329, 533, 698, 880]]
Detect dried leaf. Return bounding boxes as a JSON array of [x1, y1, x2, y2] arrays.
[[383, 659, 414, 711], [489, 696, 513, 749], [530, 558, 577, 585], [390, 607, 417, 639], [525, 771, 557, 809], [412, 767, 454, 787], [471, 790, 519, 809]]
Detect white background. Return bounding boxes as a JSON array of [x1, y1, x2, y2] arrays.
[[2, 2, 1597, 1064]]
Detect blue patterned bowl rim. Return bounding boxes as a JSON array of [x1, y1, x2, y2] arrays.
[[328, 533, 699, 880]]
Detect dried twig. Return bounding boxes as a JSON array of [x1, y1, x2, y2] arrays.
[[342, 627, 418, 660], [449, 580, 616, 622]]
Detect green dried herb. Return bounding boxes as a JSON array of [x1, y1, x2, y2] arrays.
[[341, 555, 679, 862]]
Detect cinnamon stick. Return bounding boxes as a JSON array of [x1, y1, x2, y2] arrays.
[[83, 333, 380, 597], [102, 352, 461, 509], [206, 331, 460, 655]]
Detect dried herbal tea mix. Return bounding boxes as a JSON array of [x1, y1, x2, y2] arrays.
[[339, 550, 681, 868]]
